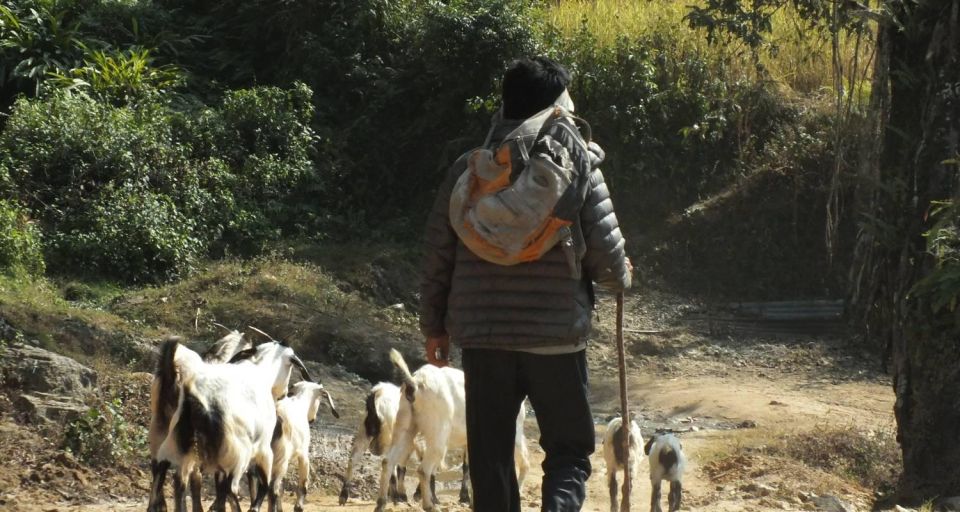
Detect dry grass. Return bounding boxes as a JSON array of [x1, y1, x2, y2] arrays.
[[698, 423, 900, 507], [777, 423, 900, 494], [541, 0, 873, 96]]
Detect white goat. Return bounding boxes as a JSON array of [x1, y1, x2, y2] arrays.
[[201, 329, 252, 364], [264, 381, 339, 512], [644, 433, 687, 512], [374, 349, 530, 512], [602, 416, 643, 512], [151, 337, 312, 512], [340, 381, 528, 506], [147, 330, 251, 512]]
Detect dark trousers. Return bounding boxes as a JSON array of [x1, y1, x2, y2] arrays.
[[462, 348, 595, 512]]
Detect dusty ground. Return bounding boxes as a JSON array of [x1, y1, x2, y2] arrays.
[[1, 289, 895, 512]]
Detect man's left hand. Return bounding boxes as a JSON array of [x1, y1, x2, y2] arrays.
[[426, 334, 450, 367]]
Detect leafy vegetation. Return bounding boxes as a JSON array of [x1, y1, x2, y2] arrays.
[[63, 397, 147, 466], [0, 0, 863, 294], [0, 200, 44, 277]]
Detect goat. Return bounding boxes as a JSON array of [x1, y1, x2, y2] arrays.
[[373, 350, 467, 512], [147, 329, 255, 512], [645, 433, 687, 512], [340, 381, 525, 506], [151, 337, 312, 512], [374, 349, 531, 512], [263, 381, 339, 512], [602, 416, 643, 512], [201, 328, 252, 364], [339, 382, 415, 505]]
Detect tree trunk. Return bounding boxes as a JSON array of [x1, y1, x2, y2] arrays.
[[857, 0, 960, 502]]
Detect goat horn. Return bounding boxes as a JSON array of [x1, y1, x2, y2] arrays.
[[211, 322, 233, 333], [323, 389, 340, 419], [247, 325, 276, 342], [291, 355, 312, 382]]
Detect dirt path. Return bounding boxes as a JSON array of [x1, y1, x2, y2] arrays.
[[3, 292, 895, 512]]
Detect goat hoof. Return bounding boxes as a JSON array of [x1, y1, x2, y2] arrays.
[[147, 502, 167, 512], [396, 492, 408, 503], [293, 507, 303, 512], [338, 486, 349, 505], [373, 497, 387, 512], [458, 490, 470, 504]]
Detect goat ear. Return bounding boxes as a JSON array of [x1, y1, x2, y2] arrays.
[[229, 347, 258, 363], [291, 355, 312, 382], [644, 436, 655, 456], [278, 338, 290, 347]]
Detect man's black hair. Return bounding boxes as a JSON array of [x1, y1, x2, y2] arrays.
[[501, 56, 571, 120]]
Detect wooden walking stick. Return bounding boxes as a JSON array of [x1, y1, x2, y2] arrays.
[[616, 291, 632, 510]]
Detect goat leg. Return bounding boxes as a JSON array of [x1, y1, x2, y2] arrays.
[[148, 459, 170, 512], [248, 465, 269, 512], [173, 475, 188, 512], [189, 469, 203, 512], [651, 481, 663, 512], [608, 470, 619, 512], [668, 481, 682, 512]]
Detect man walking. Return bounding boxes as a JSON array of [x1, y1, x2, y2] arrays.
[[419, 56, 631, 511]]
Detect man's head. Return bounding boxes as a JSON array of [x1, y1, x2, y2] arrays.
[[501, 56, 571, 120]]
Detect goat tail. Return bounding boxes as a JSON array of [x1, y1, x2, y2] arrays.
[[177, 388, 224, 463], [659, 445, 679, 473], [155, 337, 181, 429], [388, 349, 417, 401]]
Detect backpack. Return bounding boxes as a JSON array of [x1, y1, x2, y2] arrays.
[[449, 96, 593, 277]]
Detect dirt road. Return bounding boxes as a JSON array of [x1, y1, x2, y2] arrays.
[[3, 292, 895, 512]]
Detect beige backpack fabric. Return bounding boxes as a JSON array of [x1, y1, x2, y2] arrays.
[[449, 91, 591, 268]]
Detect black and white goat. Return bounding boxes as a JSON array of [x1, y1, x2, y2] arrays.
[[150, 337, 312, 512], [147, 330, 251, 512], [264, 381, 339, 512], [644, 433, 687, 512], [602, 416, 643, 512], [339, 382, 414, 505]]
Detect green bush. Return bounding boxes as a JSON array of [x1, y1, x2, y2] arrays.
[[63, 397, 147, 467], [0, 0, 86, 105], [0, 82, 325, 280], [0, 200, 45, 276], [48, 185, 203, 282], [187, 83, 323, 252]]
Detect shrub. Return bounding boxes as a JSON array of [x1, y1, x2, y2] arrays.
[[47, 45, 184, 105], [63, 397, 147, 467], [48, 185, 203, 282], [187, 83, 323, 252], [0, 200, 45, 276], [780, 425, 900, 492]]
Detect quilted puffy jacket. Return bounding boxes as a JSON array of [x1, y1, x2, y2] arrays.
[[418, 118, 631, 350]]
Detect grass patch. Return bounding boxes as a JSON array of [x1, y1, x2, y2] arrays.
[[0, 274, 153, 368], [108, 254, 424, 382], [777, 424, 900, 494], [542, 0, 872, 96]]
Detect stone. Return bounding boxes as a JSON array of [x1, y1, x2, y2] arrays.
[[15, 392, 89, 424], [741, 482, 776, 497], [811, 495, 855, 512], [1, 344, 97, 397]]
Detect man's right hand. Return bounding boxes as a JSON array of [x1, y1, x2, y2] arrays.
[[426, 334, 450, 367]]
